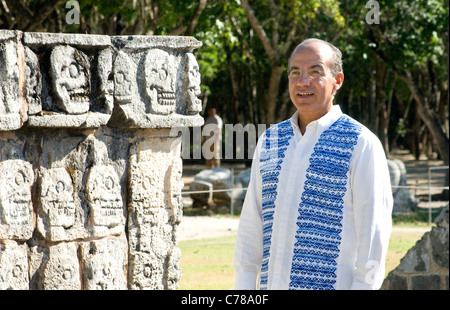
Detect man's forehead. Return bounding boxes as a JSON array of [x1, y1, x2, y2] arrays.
[[289, 44, 333, 68]]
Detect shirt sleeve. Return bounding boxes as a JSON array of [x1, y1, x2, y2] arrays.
[[349, 129, 393, 290], [233, 139, 263, 290]]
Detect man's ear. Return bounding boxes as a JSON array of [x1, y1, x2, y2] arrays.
[[334, 72, 344, 91]]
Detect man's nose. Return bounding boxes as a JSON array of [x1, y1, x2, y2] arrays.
[[296, 72, 311, 85]]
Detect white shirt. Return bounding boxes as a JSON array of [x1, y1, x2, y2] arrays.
[[234, 105, 393, 290]]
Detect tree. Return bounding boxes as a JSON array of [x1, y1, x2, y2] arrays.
[[367, 0, 449, 164], [239, 0, 345, 124], [0, 0, 208, 35]]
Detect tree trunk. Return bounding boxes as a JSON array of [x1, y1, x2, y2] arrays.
[[264, 65, 283, 125], [401, 70, 449, 164]]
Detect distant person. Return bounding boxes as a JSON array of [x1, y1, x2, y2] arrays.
[[234, 38, 393, 290], [202, 108, 223, 167]]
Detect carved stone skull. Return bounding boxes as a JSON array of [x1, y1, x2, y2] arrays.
[[144, 49, 177, 115], [25, 47, 42, 115], [50, 45, 90, 114], [184, 53, 202, 114], [39, 168, 76, 229], [0, 160, 34, 234], [113, 51, 134, 104], [86, 165, 123, 228]]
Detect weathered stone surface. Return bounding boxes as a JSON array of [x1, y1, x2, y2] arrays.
[[80, 236, 127, 290], [410, 274, 441, 290], [29, 241, 81, 290], [1, 32, 202, 290], [127, 130, 183, 289], [397, 233, 431, 273], [381, 206, 449, 290], [0, 159, 34, 240], [108, 36, 204, 128], [86, 165, 125, 236], [36, 165, 86, 242], [0, 241, 29, 290], [0, 30, 26, 131], [21, 32, 113, 128]]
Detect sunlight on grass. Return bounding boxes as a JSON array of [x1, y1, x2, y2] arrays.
[[178, 223, 432, 290], [178, 235, 236, 290]]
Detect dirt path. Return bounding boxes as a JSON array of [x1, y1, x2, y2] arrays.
[[177, 216, 239, 241], [177, 216, 433, 241]]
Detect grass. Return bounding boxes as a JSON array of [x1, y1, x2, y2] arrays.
[[177, 222, 433, 290], [178, 235, 237, 290]]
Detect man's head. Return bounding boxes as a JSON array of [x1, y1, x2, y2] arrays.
[[288, 38, 344, 127], [208, 107, 217, 117]]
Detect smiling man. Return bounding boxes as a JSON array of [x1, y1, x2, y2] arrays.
[[234, 38, 393, 290]]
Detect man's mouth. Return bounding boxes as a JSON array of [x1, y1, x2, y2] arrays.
[[297, 92, 314, 97]]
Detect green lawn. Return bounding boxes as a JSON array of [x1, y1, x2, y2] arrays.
[[177, 223, 432, 290]]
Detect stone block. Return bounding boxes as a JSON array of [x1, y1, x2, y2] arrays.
[[23, 32, 113, 128], [0, 30, 26, 131], [0, 241, 29, 290], [0, 159, 34, 240], [127, 131, 183, 289], [410, 274, 441, 290], [381, 273, 408, 290], [430, 225, 449, 268], [108, 36, 204, 128], [80, 236, 127, 290], [29, 241, 81, 290], [36, 167, 84, 241], [86, 165, 125, 236], [397, 233, 430, 273]]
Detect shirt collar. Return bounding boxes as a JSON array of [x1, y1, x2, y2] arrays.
[[289, 105, 343, 139]]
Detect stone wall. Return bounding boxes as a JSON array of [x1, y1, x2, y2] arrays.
[[0, 30, 203, 290], [381, 206, 449, 290]]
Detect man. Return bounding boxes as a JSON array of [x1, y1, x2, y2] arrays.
[[234, 38, 393, 290], [202, 108, 223, 167]]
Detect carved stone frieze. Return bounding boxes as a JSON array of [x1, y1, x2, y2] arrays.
[[0, 31, 203, 290]]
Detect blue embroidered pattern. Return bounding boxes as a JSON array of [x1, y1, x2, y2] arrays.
[[258, 120, 294, 290], [289, 115, 362, 290]]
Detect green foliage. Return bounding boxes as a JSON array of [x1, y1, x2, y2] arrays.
[[0, 0, 447, 157]]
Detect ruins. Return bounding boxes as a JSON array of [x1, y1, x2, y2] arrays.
[[0, 30, 203, 289]]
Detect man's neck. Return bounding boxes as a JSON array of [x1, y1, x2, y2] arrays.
[[297, 105, 333, 135]]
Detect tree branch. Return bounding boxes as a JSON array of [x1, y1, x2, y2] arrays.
[[23, 0, 66, 32], [240, 0, 276, 63], [187, 0, 207, 35]]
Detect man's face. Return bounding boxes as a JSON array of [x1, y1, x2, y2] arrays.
[[288, 42, 343, 122]]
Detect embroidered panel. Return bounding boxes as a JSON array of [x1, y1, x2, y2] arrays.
[[258, 120, 294, 290], [289, 115, 362, 290]]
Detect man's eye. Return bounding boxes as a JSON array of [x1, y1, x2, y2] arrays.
[[290, 71, 300, 78]]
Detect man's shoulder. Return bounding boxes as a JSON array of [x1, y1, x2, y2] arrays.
[[338, 114, 384, 151]]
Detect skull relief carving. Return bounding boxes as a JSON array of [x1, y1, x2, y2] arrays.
[[0, 160, 34, 230], [185, 53, 202, 114], [39, 168, 76, 229], [86, 165, 123, 228], [25, 47, 42, 115], [113, 51, 134, 104], [144, 49, 177, 115], [50, 45, 90, 114]]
